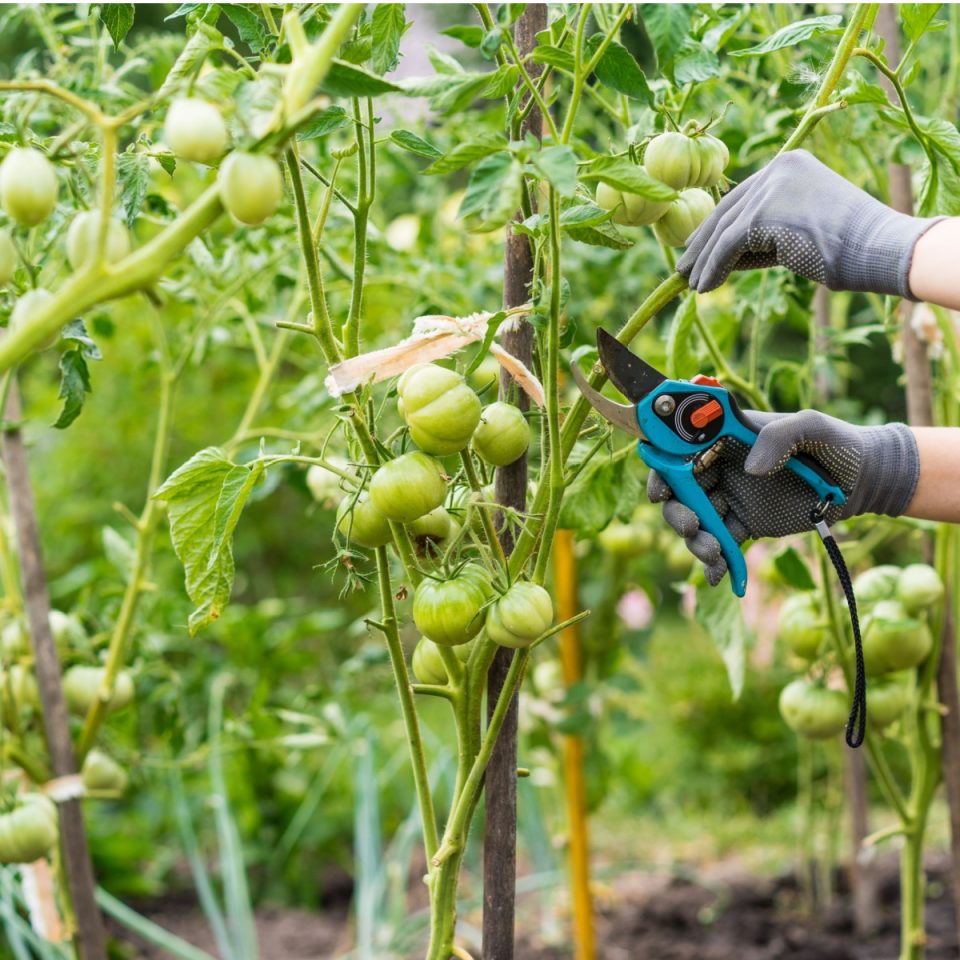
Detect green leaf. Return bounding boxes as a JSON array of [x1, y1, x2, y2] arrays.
[[221, 4, 266, 51], [371, 3, 406, 75], [321, 60, 403, 97], [840, 70, 889, 105], [99, 3, 135, 50], [730, 15, 842, 57], [694, 581, 753, 699], [559, 455, 626, 538], [155, 449, 262, 635], [442, 25, 484, 48], [579, 156, 677, 200], [666, 294, 699, 379], [389, 129, 441, 159], [564, 219, 633, 250], [482, 63, 519, 98], [117, 152, 150, 227], [901, 3, 943, 43], [590, 38, 653, 104], [558, 202, 611, 228], [53, 349, 92, 430], [638, 3, 691, 70], [423, 133, 506, 175], [773, 547, 817, 591], [531, 145, 578, 196], [530, 45, 576, 74], [298, 105, 352, 140], [102, 526, 135, 578], [672, 39, 721, 85], [61, 318, 102, 360], [459, 153, 523, 230], [156, 151, 177, 176]]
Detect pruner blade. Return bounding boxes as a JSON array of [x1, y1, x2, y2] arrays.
[[597, 328, 666, 403], [570, 361, 644, 439]]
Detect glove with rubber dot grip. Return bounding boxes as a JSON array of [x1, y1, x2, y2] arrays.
[[647, 409, 920, 586], [676, 150, 944, 298]]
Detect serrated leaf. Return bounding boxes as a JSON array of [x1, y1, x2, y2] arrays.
[[371, 3, 406, 74], [530, 45, 576, 74], [100, 3, 135, 50], [638, 3, 691, 69], [298, 105, 352, 140], [559, 202, 611, 228], [589, 38, 653, 104], [531, 145, 577, 196], [666, 293, 698, 379], [730, 15, 842, 57], [773, 547, 817, 591], [321, 60, 403, 97], [221, 4, 266, 51], [117, 152, 150, 226], [53, 349, 91, 430], [156, 152, 177, 176], [390, 129, 441, 159], [442, 25, 484, 48], [459, 152, 523, 229], [901, 3, 943, 43], [564, 219, 633, 250], [482, 63, 519, 99], [423, 134, 506, 175], [155, 449, 261, 634], [61, 318, 102, 360], [840, 70, 889, 105], [559, 455, 626, 538], [579, 156, 677, 200], [672, 39, 721, 85], [694, 581, 752, 699]]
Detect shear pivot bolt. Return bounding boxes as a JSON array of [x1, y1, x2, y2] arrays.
[[654, 395, 675, 416]]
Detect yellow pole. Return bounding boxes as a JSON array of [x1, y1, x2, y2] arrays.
[[553, 529, 596, 960]]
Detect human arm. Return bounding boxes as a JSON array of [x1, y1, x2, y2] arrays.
[[908, 220, 960, 310], [905, 427, 960, 522]]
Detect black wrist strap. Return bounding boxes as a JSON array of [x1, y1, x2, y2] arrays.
[[813, 514, 866, 748]]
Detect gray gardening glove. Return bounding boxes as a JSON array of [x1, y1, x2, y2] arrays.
[[677, 150, 944, 297], [648, 410, 920, 586]]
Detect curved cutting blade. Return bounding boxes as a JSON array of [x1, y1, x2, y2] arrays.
[[597, 328, 666, 403], [570, 361, 644, 438]]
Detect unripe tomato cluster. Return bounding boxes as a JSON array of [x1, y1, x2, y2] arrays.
[[775, 562, 943, 741], [595, 125, 728, 247]]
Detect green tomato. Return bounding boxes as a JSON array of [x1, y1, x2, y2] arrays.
[[467, 355, 500, 393], [644, 132, 702, 190], [369, 452, 446, 523], [218, 151, 283, 226], [595, 180, 671, 227], [65, 211, 131, 270], [486, 581, 553, 649], [397, 363, 481, 455], [413, 572, 490, 647], [852, 565, 901, 605], [653, 188, 715, 247], [472, 402, 530, 467], [62, 666, 134, 716], [597, 520, 654, 557], [0, 664, 39, 726], [868, 675, 911, 729], [336, 491, 392, 548], [0, 148, 58, 227], [861, 599, 933, 675], [81, 749, 128, 793], [896, 563, 944, 615], [408, 506, 458, 544], [49, 610, 86, 651], [691, 135, 729, 188], [0, 229, 16, 287], [306, 458, 349, 507], [0, 620, 28, 659], [412, 638, 448, 685], [777, 593, 827, 661], [165, 98, 228, 164], [11, 288, 59, 350], [778, 680, 849, 739], [0, 794, 58, 863]]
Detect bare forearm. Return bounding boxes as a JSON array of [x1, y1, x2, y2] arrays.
[[904, 427, 960, 522], [909, 218, 960, 309]]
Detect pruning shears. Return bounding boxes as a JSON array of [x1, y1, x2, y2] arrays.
[[572, 329, 847, 597]]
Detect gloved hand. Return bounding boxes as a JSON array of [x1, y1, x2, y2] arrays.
[[676, 150, 944, 298], [648, 409, 920, 586]]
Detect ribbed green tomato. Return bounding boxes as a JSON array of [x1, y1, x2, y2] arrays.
[[653, 189, 715, 247], [692, 135, 729, 188], [778, 680, 848, 739], [397, 363, 481, 455], [62, 666, 134, 716], [868, 676, 910, 729], [852, 565, 901, 605], [486, 582, 553, 649], [777, 593, 827, 661], [65, 211, 131, 270], [0, 148, 58, 226], [0, 794, 58, 863], [414, 571, 490, 647], [597, 520, 654, 556], [81, 749, 128, 793], [336, 491, 392, 548], [595, 180, 671, 226], [0, 229, 16, 287], [412, 638, 448, 684], [862, 600, 933, 674], [408, 506, 458, 544], [218, 151, 283, 225], [472, 402, 530, 467], [369, 452, 446, 523], [645, 132, 700, 190], [165, 98, 228, 164], [11, 289, 59, 350], [896, 563, 944, 615]]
